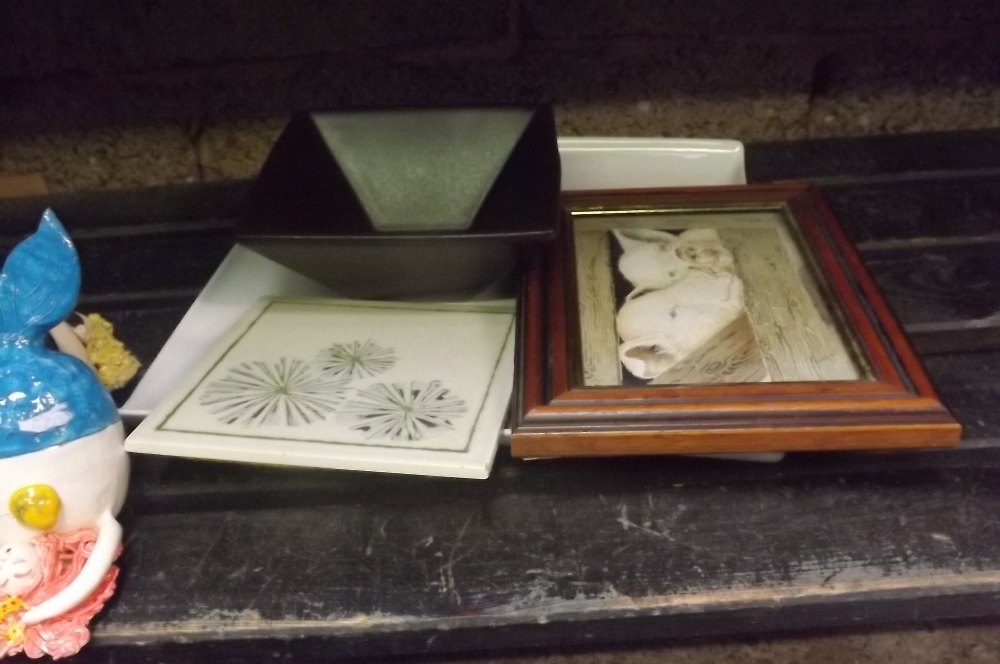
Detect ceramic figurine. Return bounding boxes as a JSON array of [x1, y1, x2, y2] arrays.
[[0, 210, 129, 659], [614, 228, 745, 379]]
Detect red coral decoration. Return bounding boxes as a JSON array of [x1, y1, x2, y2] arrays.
[[1, 530, 120, 660]]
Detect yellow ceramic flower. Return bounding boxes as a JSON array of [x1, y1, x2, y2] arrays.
[[79, 314, 141, 390], [3, 621, 25, 645], [0, 597, 25, 621]]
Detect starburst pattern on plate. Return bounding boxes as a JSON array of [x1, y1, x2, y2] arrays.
[[315, 340, 397, 380], [338, 380, 466, 441], [200, 358, 350, 427]]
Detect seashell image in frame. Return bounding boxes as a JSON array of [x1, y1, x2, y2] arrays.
[[573, 209, 868, 387]]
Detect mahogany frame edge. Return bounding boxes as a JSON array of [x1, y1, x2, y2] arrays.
[[510, 183, 962, 458]]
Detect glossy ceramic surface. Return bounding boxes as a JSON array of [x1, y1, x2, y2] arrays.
[[126, 298, 516, 479], [0, 211, 119, 455], [0, 211, 129, 657], [557, 137, 746, 191]]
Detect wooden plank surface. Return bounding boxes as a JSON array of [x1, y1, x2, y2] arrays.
[[3, 132, 1000, 657], [717, 227, 859, 381], [824, 175, 1000, 244], [650, 313, 769, 384], [746, 130, 1000, 182], [573, 229, 620, 385], [95, 449, 1000, 646]]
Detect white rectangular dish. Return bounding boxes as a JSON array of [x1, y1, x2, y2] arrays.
[[126, 298, 516, 478], [558, 137, 745, 191]]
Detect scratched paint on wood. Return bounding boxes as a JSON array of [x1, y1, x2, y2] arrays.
[[13, 133, 1000, 654]]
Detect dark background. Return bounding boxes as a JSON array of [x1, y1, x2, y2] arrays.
[[2, 0, 1000, 192]]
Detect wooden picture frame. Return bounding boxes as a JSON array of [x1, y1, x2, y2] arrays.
[[510, 183, 961, 458]]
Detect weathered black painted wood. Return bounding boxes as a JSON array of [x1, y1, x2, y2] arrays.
[[0, 180, 247, 235], [73, 232, 233, 297], [65, 592, 1000, 662], [92, 457, 1000, 648], [823, 175, 1000, 244], [747, 130, 1000, 183], [122, 442, 1000, 514], [923, 351, 1000, 442], [5, 130, 1000, 660], [865, 240, 1000, 326], [0, 217, 235, 298], [863, 238, 1000, 354]]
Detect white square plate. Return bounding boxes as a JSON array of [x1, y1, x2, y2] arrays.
[[126, 298, 516, 479]]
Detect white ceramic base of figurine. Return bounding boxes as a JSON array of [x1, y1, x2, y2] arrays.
[[0, 422, 128, 544]]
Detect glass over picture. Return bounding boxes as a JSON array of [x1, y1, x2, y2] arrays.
[[572, 209, 871, 387]]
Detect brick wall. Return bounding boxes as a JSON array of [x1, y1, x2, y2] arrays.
[[2, 0, 999, 191]]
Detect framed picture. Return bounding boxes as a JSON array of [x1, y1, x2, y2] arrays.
[[510, 184, 961, 457]]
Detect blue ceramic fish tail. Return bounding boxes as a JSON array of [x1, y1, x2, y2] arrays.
[[0, 210, 120, 458], [0, 209, 81, 342]]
